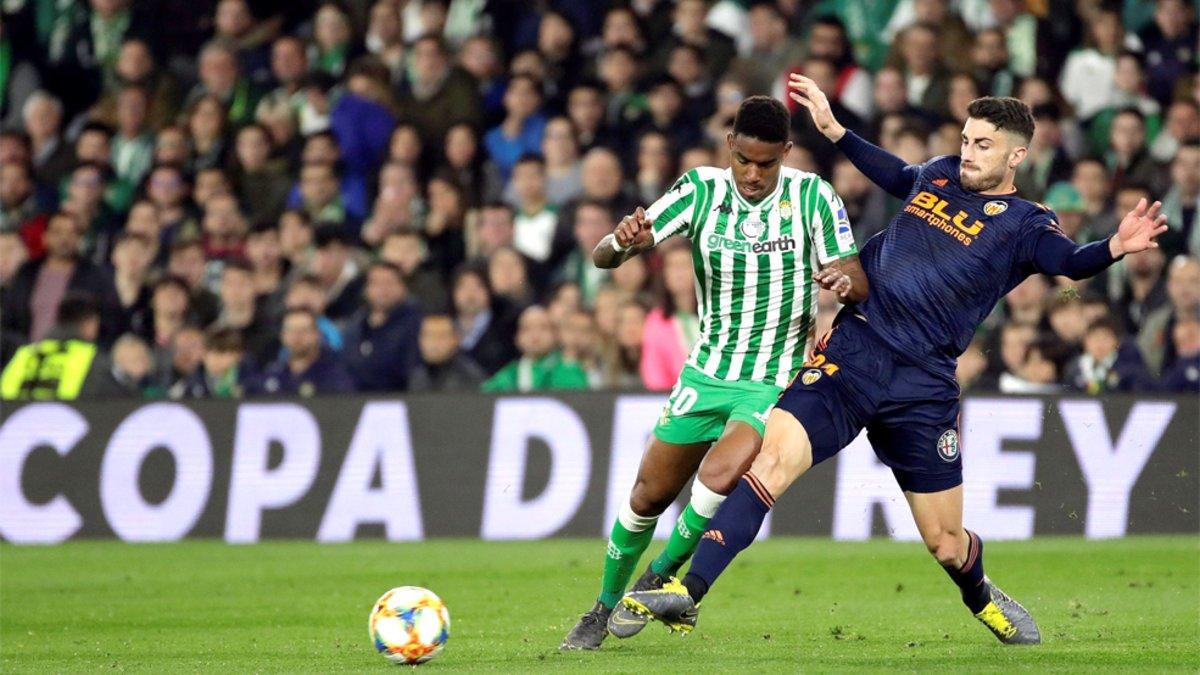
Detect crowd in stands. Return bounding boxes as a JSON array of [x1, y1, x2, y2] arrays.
[[0, 0, 1197, 399]]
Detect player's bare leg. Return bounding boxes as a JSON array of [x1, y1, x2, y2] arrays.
[[561, 436, 708, 650], [622, 410, 814, 631], [609, 421, 760, 638], [907, 488, 1041, 645]]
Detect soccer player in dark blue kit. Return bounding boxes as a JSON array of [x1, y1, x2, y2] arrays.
[[618, 75, 1169, 644]]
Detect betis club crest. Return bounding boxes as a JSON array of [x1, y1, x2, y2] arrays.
[[741, 217, 765, 239]]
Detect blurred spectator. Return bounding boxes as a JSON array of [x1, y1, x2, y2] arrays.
[[0, 161, 49, 259], [726, 3, 804, 97], [395, 34, 481, 159], [167, 239, 221, 326], [485, 75, 548, 182], [559, 308, 602, 387], [22, 91, 73, 186], [422, 173, 468, 275], [1106, 109, 1167, 195], [956, 337, 993, 392], [214, 260, 278, 366], [889, 23, 950, 118], [171, 326, 252, 399], [102, 333, 155, 397], [2, 212, 120, 344], [109, 232, 154, 336], [285, 274, 343, 351], [471, 201, 516, 260], [996, 324, 1059, 394], [1014, 105, 1073, 201], [652, 0, 735, 82], [253, 307, 355, 396], [379, 231, 449, 313], [1138, 0, 1197, 106], [1150, 100, 1200, 164], [310, 225, 365, 322], [1160, 318, 1200, 392], [540, 117, 584, 207], [1138, 256, 1200, 378], [1059, 8, 1128, 121], [232, 124, 291, 226], [482, 305, 587, 392], [640, 243, 699, 392], [185, 41, 261, 126], [342, 262, 422, 391], [443, 123, 488, 207], [600, 298, 646, 388], [451, 264, 518, 375], [1111, 245, 1168, 333], [488, 246, 535, 308], [509, 154, 558, 265], [409, 313, 486, 391], [257, 36, 309, 120], [160, 325, 206, 393], [971, 28, 1016, 98], [566, 81, 613, 152], [310, 3, 359, 78], [556, 199, 613, 306], [1160, 143, 1199, 256], [1065, 316, 1148, 393]]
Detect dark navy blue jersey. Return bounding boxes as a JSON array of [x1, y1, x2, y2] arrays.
[[853, 154, 1074, 380]]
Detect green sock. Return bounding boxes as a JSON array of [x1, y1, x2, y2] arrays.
[[650, 504, 711, 578], [597, 515, 657, 608]]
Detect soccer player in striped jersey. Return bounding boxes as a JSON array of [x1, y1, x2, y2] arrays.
[[561, 96, 867, 650], [623, 80, 1168, 646]]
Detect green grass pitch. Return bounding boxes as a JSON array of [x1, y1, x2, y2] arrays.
[[2, 537, 1197, 672]]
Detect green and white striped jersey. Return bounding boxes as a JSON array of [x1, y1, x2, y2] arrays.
[[646, 166, 858, 388]]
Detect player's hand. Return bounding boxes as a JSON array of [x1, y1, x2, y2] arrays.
[[815, 267, 854, 299], [1110, 197, 1168, 257], [788, 74, 846, 142], [614, 207, 654, 251]]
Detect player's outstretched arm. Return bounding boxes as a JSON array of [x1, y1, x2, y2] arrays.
[[1034, 198, 1168, 279], [815, 255, 869, 303], [788, 74, 919, 198], [593, 207, 654, 269]]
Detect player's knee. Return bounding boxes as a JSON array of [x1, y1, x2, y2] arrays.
[[696, 457, 744, 495], [628, 478, 676, 517], [925, 529, 963, 567]]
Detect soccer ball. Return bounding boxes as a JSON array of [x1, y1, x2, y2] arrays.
[[369, 586, 450, 665]]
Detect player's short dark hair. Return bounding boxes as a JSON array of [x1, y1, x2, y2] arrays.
[[56, 292, 100, 331], [205, 327, 244, 353], [966, 96, 1035, 144], [732, 95, 790, 144]]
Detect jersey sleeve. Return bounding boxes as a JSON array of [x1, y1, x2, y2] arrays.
[[645, 170, 701, 244], [1016, 206, 1117, 279], [805, 178, 859, 265]]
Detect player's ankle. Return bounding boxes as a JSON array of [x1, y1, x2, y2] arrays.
[[682, 574, 708, 603]]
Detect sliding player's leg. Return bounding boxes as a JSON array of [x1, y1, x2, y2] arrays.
[[621, 315, 887, 632], [906, 487, 1041, 645], [872, 364, 1039, 645], [560, 435, 709, 650]]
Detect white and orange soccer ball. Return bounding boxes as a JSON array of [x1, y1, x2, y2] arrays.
[[369, 586, 450, 665]]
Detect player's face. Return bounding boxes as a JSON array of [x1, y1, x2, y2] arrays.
[[727, 134, 791, 202], [959, 117, 1026, 192]]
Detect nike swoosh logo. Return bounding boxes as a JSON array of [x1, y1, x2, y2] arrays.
[[609, 614, 646, 625]]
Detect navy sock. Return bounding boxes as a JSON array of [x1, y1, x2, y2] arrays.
[[943, 529, 989, 613], [681, 473, 774, 603]]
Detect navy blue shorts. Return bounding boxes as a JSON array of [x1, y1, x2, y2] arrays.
[[775, 312, 963, 493]]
